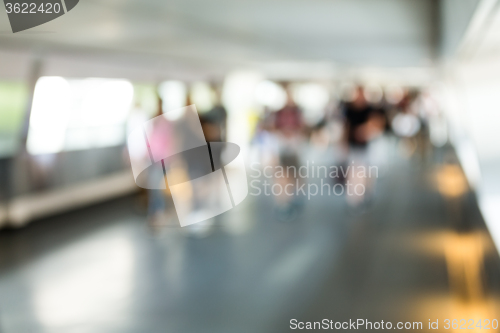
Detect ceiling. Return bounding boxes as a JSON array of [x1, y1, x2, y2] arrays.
[[0, 0, 478, 80], [459, 0, 500, 60]]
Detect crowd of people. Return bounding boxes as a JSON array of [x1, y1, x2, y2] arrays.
[[133, 82, 443, 233], [251, 83, 441, 220]]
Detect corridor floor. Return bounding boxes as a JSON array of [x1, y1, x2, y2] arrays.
[[1, 148, 499, 333]]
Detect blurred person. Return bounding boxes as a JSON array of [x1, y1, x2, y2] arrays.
[[200, 111, 224, 175], [341, 86, 385, 207], [146, 97, 174, 230], [343, 86, 385, 150], [308, 98, 335, 152], [251, 107, 280, 167], [391, 90, 423, 158], [206, 83, 228, 141], [199, 84, 227, 174], [413, 90, 443, 163], [309, 117, 330, 149], [272, 83, 307, 221], [321, 98, 347, 164], [181, 94, 218, 237]]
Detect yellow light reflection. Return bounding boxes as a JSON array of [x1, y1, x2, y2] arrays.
[[435, 164, 468, 198]]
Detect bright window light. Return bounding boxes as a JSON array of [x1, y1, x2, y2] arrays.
[[222, 70, 263, 147], [190, 82, 215, 113], [79, 79, 133, 127], [65, 79, 134, 150], [28, 77, 72, 155], [158, 81, 187, 120], [133, 84, 158, 119], [27, 77, 134, 154], [292, 83, 329, 125], [254, 80, 287, 111]]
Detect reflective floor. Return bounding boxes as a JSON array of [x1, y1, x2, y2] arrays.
[[1, 147, 500, 333]]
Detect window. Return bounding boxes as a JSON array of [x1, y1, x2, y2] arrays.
[[27, 77, 134, 155], [0, 81, 28, 157]]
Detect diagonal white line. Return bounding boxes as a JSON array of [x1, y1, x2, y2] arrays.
[[60, 0, 68, 13], [221, 166, 236, 208]]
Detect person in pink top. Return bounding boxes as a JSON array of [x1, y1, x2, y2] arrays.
[[147, 97, 174, 227]]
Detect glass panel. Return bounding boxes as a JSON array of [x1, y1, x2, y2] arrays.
[[0, 81, 28, 157]]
